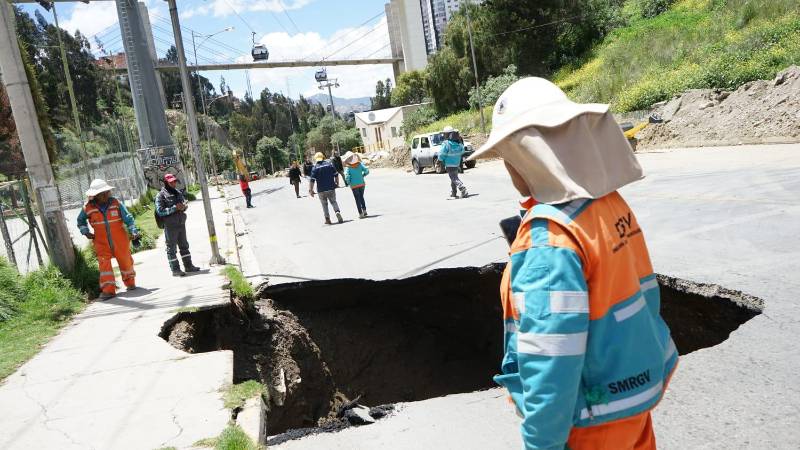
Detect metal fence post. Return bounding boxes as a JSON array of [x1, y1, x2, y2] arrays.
[[21, 180, 44, 267], [0, 202, 17, 267]]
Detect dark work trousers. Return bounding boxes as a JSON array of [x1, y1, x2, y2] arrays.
[[446, 166, 466, 196], [351, 186, 366, 214], [243, 188, 252, 207], [164, 224, 191, 271]]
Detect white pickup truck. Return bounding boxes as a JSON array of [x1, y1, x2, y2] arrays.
[[410, 131, 476, 175]]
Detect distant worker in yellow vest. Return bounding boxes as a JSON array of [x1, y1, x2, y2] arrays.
[[468, 78, 678, 450], [77, 179, 140, 300]]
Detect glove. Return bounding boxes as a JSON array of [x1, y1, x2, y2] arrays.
[[85, 232, 95, 240], [131, 233, 141, 248]]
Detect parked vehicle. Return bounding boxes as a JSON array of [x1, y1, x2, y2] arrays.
[[410, 131, 476, 175]]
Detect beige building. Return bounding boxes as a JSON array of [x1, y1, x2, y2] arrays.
[[354, 103, 427, 152]]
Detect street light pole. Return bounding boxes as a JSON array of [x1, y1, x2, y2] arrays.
[[191, 27, 232, 185], [465, 5, 486, 134], [166, 0, 225, 265]]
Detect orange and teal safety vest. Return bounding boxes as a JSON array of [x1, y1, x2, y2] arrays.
[[77, 197, 137, 251], [496, 191, 678, 450]]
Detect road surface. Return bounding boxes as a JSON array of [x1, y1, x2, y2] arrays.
[[227, 144, 800, 449]]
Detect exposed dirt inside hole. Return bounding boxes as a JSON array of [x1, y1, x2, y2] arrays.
[[159, 264, 763, 438]]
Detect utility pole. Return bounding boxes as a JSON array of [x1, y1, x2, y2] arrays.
[[166, 0, 225, 265], [465, 5, 486, 134], [51, 3, 92, 185], [0, 2, 74, 272]]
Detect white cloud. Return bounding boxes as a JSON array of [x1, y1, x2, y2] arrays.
[[61, 0, 168, 54], [60, 1, 118, 39], [182, 0, 313, 20], [242, 17, 394, 100]]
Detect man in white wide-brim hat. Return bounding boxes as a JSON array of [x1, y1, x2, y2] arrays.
[[77, 179, 140, 300], [470, 78, 677, 450]]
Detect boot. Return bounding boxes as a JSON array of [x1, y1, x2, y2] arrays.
[[336, 212, 343, 223], [170, 260, 184, 277], [183, 256, 201, 273], [460, 187, 469, 198]]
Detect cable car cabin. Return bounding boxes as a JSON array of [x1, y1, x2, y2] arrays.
[[252, 45, 269, 61], [315, 68, 327, 82]]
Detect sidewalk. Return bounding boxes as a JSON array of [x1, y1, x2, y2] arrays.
[[0, 189, 239, 450]]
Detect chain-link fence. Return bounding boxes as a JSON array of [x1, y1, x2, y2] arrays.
[[0, 180, 47, 274], [0, 153, 150, 274], [55, 152, 149, 209]]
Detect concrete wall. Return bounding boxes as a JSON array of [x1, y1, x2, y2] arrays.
[[388, 0, 428, 73]]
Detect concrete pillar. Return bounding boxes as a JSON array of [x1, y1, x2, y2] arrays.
[[115, 0, 185, 189]]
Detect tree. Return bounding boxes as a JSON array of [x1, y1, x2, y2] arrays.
[[391, 70, 429, 106], [255, 136, 288, 172], [330, 128, 362, 153], [370, 78, 393, 110], [426, 47, 473, 115], [468, 64, 519, 109], [0, 84, 26, 178], [161, 46, 215, 112]]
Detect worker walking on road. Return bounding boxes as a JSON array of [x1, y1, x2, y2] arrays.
[[77, 179, 140, 300], [309, 152, 343, 225], [288, 161, 302, 198], [239, 174, 254, 208], [156, 173, 201, 277], [469, 78, 678, 450], [440, 126, 468, 198], [342, 151, 370, 218]]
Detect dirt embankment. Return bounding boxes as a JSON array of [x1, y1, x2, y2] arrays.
[[637, 66, 800, 149]]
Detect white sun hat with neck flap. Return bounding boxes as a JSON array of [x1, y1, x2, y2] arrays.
[[85, 178, 114, 197], [468, 77, 643, 204]]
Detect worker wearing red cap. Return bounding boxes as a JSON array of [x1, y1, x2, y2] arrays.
[[77, 179, 140, 300], [155, 173, 201, 276]]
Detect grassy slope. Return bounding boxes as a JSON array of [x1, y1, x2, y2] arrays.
[[555, 0, 800, 111], [414, 0, 800, 135], [0, 263, 86, 380]]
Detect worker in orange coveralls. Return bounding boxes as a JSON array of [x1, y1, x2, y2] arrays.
[[468, 78, 678, 450], [77, 179, 140, 300]]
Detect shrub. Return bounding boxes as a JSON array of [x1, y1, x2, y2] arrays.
[[468, 64, 519, 110], [402, 105, 438, 138]]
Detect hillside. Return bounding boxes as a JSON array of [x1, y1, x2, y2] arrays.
[[305, 94, 371, 114], [555, 0, 800, 112]]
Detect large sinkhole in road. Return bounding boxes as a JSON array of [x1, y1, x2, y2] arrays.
[[159, 264, 762, 435]]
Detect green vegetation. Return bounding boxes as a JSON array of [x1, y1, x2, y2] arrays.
[[222, 380, 265, 409], [194, 424, 260, 450], [415, 107, 493, 138], [221, 266, 254, 300], [402, 0, 800, 137], [128, 189, 161, 254], [0, 259, 87, 380], [556, 0, 800, 111], [66, 246, 100, 299], [215, 424, 260, 450], [173, 306, 199, 314]]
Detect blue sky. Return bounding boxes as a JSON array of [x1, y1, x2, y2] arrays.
[[19, 0, 395, 100]]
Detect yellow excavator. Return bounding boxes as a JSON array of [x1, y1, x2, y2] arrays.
[[620, 113, 663, 151]]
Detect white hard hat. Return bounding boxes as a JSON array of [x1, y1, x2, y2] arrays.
[[469, 77, 608, 160], [443, 125, 455, 133], [85, 179, 114, 197]]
